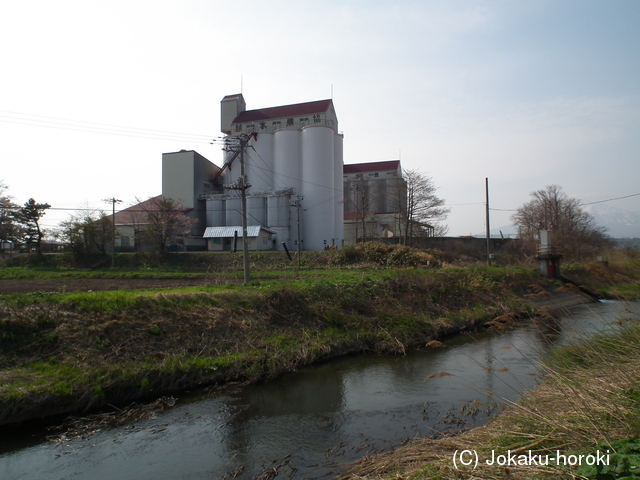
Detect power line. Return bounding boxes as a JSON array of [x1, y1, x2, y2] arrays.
[[0, 110, 215, 144], [583, 192, 640, 205]]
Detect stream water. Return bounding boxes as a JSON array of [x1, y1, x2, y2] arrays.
[[1, 300, 639, 480]]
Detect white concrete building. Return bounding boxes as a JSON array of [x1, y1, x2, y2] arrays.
[[162, 150, 221, 249], [200, 94, 344, 252], [343, 160, 407, 243]]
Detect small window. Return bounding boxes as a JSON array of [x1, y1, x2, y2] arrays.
[[213, 238, 222, 245]]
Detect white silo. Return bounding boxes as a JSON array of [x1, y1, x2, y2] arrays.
[[206, 198, 225, 226], [267, 194, 292, 250], [247, 196, 266, 226], [273, 129, 301, 193], [246, 133, 274, 193], [333, 133, 344, 247], [223, 148, 242, 190], [226, 196, 242, 226], [301, 125, 335, 251]]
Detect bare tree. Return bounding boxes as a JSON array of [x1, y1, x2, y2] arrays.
[[136, 196, 196, 253], [56, 207, 113, 255], [511, 185, 611, 259], [347, 174, 376, 242], [394, 169, 449, 244]]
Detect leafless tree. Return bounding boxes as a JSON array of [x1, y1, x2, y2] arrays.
[[56, 206, 113, 254], [347, 174, 377, 242], [135, 196, 197, 253], [511, 185, 611, 259], [392, 169, 449, 244]]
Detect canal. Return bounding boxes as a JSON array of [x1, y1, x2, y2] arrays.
[[1, 300, 639, 479]]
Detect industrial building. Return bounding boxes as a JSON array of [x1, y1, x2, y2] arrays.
[[117, 95, 407, 252], [343, 160, 406, 242], [199, 94, 344, 252]]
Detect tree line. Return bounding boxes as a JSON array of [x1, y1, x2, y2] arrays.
[[1, 182, 193, 255], [1, 178, 615, 261]]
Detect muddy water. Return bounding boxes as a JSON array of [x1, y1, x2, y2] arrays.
[[1, 301, 639, 479]]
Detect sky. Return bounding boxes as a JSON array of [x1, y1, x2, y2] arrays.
[[1, 0, 639, 237]]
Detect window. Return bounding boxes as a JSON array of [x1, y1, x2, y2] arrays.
[[213, 238, 222, 245]]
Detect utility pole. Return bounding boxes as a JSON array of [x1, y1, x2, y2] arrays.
[[290, 196, 304, 272], [225, 134, 252, 283], [103, 197, 122, 268], [485, 178, 491, 266]]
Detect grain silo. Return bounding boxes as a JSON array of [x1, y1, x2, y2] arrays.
[[203, 94, 343, 251], [300, 125, 335, 250]]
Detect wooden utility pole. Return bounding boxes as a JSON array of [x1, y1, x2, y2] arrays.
[[239, 136, 251, 283], [485, 178, 491, 266], [226, 134, 252, 283], [103, 197, 122, 267], [290, 196, 304, 273]]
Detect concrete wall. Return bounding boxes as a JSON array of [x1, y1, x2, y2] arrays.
[[162, 150, 220, 242]]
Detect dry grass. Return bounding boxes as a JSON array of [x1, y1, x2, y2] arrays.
[[336, 313, 640, 480]]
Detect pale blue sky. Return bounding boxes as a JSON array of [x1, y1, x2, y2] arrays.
[[1, 0, 639, 236]]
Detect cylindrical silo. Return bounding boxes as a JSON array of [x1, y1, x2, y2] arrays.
[[223, 146, 241, 188], [301, 125, 335, 251], [333, 133, 344, 248], [267, 195, 291, 251], [247, 196, 266, 226], [226, 196, 242, 226], [273, 129, 301, 193], [267, 195, 290, 227], [206, 198, 225, 226], [246, 133, 274, 193]]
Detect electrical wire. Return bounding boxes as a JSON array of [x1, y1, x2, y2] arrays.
[[0, 109, 215, 144]]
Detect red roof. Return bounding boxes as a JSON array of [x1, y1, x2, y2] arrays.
[[343, 160, 401, 174], [111, 195, 193, 225], [232, 99, 333, 123]]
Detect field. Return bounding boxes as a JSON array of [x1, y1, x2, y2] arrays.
[[2, 246, 640, 479], [0, 278, 222, 295]]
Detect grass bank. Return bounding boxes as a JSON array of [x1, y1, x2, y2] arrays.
[[337, 293, 640, 479], [0, 266, 543, 426]]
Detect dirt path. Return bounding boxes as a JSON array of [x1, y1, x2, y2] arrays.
[[0, 278, 229, 294]]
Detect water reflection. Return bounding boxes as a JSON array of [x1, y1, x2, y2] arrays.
[[1, 301, 638, 479]]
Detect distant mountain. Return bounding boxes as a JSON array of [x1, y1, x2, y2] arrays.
[[584, 204, 640, 239]]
